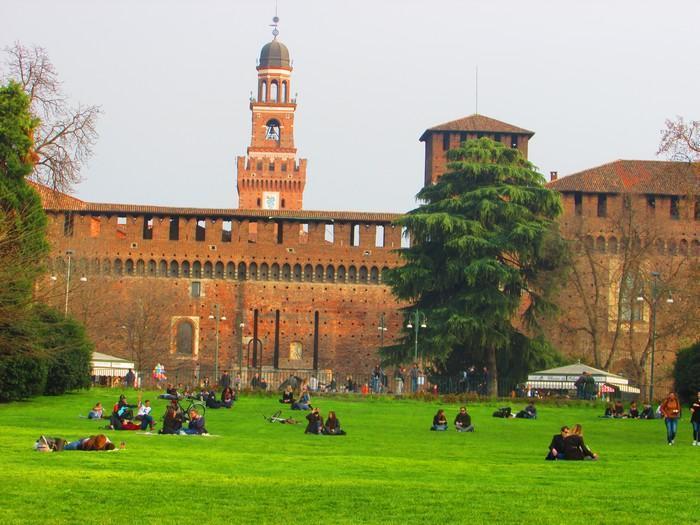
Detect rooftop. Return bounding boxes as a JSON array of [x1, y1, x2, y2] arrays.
[[420, 114, 534, 141]]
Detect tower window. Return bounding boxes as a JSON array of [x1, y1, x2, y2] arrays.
[[510, 135, 518, 148], [169, 217, 179, 240], [261, 80, 267, 102], [63, 212, 74, 237], [282, 81, 288, 102], [646, 195, 656, 211], [670, 196, 680, 220], [597, 194, 607, 218], [494, 133, 502, 143], [195, 218, 206, 241], [574, 193, 583, 216], [270, 81, 278, 102], [265, 119, 280, 141], [143, 216, 153, 240], [442, 133, 450, 151], [221, 220, 232, 242]]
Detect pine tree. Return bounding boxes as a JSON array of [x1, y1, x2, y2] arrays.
[[385, 138, 563, 396]]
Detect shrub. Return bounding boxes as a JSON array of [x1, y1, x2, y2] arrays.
[[673, 341, 700, 403], [0, 353, 48, 402]]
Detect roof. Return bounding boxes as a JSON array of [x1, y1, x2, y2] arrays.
[[33, 183, 402, 223], [259, 39, 291, 68], [547, 160, 700, 195], [531, 363, 619, 377], [420, 114, 534, 141], [92, 352, 133, 364]]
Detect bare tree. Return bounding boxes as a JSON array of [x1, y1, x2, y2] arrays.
[[658, 116, 700, 162], [2, 43, 100, 192]]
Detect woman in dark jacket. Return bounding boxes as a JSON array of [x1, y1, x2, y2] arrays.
[[280, 386, 295, 404], [305, 408, 322, 434], [563, 424, 598, 460], [323, 411, 346, 435], [431, 409, 448, 431], [221, 387, 234, 409]]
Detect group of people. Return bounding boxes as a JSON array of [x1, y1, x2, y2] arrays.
[[102, 394, 156, 432], [304, 407, 346, 435], [430, 407, 475, 432], [573, 371, 598, 400], [546, 424, 598, 460], [602, 400, 655, 419]]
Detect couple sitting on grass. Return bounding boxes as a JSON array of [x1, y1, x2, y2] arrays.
[[431, 407, 474, 432], [106, 394, 156, 432], [546, 424, 598, 461], [159, 403, 209, 435], [35, 434, 123, 452], [304, 407, 346, 435]]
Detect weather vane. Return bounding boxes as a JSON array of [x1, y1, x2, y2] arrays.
[[270, 3, 280, 38]]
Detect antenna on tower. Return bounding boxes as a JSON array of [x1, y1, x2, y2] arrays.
[[270, 3, 280, 38], [475, 66, 479, 115]]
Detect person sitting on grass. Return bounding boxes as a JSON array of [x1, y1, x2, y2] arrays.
[[292, 387, 312, 410], [639, 403, 655, 419], [165, 383, 178, 396], [109, 394, 138, 430], [136, 399, 156, 431], [305, 407, 323, 434], [516, 402, 537, 419], [159, 405, 184, 435], [602, 403, 614, 418], [221, 387, 235, 409], [545, 426, 569, 460], [563, 424, 598, 460], [628, 401, 640, 419], [613, 400, 625, 418], [431, 409, 448, 431], [206, 390, 223, 409], [280, 385, 295, 405], [88, 402, 103, 420], [182, 409, 208, 435], [454, 407, 474, 432], [323, 411, 346, 435]]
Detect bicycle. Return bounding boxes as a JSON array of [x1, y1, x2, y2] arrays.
[[159, 394, 206, 421]]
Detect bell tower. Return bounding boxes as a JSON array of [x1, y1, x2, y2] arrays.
[[236, 17, 307, 210]]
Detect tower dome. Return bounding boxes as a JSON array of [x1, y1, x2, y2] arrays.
[[259, 39, 291, 68]]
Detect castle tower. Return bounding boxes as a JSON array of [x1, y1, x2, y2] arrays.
[[236, 17, 307, 210]]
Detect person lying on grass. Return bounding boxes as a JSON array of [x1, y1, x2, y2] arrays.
[[35, 434, 124, 452], [88, 402, 103, 420], [431, 409, 448, 431], [545, 426, 569, 460], [181, 409, 208, 435], [280, 385, 295, 405], [323, 411, 346, 435], [563, 424, 598, 460], [159, 405, 184, 434], [305, 407, 323, 434], [516, 402, 537, 419], [292, 387, 312, 410], [454, 407, 474, 432]]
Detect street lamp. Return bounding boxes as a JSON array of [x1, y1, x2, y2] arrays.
[[238, 321, 245, 373], [378, 313, 388, 348], [208, 304, 227, 381], [406, 310, 427, 362], [636, 271, 674, 403], [50, 249, 87, 316]]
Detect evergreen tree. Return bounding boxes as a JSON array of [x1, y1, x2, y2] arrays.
[[384, 138, 564, 396]]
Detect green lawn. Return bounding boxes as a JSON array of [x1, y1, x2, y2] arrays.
[[1, 389, 696, 524]]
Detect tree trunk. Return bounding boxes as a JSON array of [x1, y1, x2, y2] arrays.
[[486, 346, 498, 398]]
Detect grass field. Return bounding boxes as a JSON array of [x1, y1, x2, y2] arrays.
[[1, 389, 697, 525]]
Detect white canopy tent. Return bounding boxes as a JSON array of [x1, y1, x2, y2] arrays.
[[91, 352, 135, 378], [527, 363, 640, 395]]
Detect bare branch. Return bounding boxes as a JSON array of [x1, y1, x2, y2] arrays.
[[657, 116, 700, 162]]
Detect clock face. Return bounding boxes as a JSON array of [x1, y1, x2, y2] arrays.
[[265, 119, 280, 141]]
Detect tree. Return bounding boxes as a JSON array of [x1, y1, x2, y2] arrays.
[[673, 341, 700, 403], [2, 43, 100, 191], [658, 116, 699, 162], [384, 138, 563, 396]]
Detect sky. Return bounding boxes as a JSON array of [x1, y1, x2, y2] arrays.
[[2, 0, 698, 213]]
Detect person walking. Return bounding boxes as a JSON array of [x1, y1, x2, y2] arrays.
[[410, 363, 420, 394], [660, 392, 682, 445], [690, 391, 700, 446], [219, 370, 231, 391], [124, 369, 136, 389]]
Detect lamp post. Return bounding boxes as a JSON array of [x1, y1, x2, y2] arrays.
[[208, 304, 227, 381], [50, 249, 87, 316], [378, 313, 388, 348], [636, 271, 674, 403], [406, 310, 427, 362], [238, 321, 245, 373]]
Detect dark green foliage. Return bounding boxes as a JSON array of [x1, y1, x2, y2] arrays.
[[673, 341, 700, 403], [383, 138, 565, 391], [0, 353, 48, 401]]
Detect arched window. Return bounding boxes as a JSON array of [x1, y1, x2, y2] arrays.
[[679, 239, 688, 256], [192, 261, 202, 278], [265, 119, 280, 141], [158, 260, 167, 276], [260, 80, 267, 102], [148, 260, 157, 276], [114, 259, 123, 275], [270, 80, 279, 102], [691, 240, 700, 257], [293, 264, 302, 281], [337, 265, 346, 282], [169, 260, 179, 277], [92, 258, 100, 275], [204, 261, 213, 278], [125, 259, 134, 275], [370, 266, 379, 284], [608, 237, 618, 254], [596, 236, 606, 253], [260, 262, 269, 280], [136, 259, 145, 275], [282, 81, 288, 102], [226, 262, 236, 279], [182, 261, 191, 277], [103, 258, 111, 275], [282, 263, 292, 281], [176, 321, 194, 356], [668, 240, 677, 255], [215, 261, 224, 279], [326, 265, 335, 281], [289, 341, 303, 360], [348, 265, 357, 282], [249, 262, 258, 280], [238, 262, 247, 280], [359, 266, 368, 283], [314, 264, 324, 281], [303, 264, 312, 281], [271, 263, 280, 280]]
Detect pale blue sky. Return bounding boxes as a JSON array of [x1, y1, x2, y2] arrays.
[[2, 0, 698, 212]]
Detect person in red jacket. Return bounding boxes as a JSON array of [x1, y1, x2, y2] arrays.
[[660, 392, 682, 445]]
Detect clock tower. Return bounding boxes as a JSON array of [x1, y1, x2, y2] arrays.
[[236, 17, 307, 210]]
